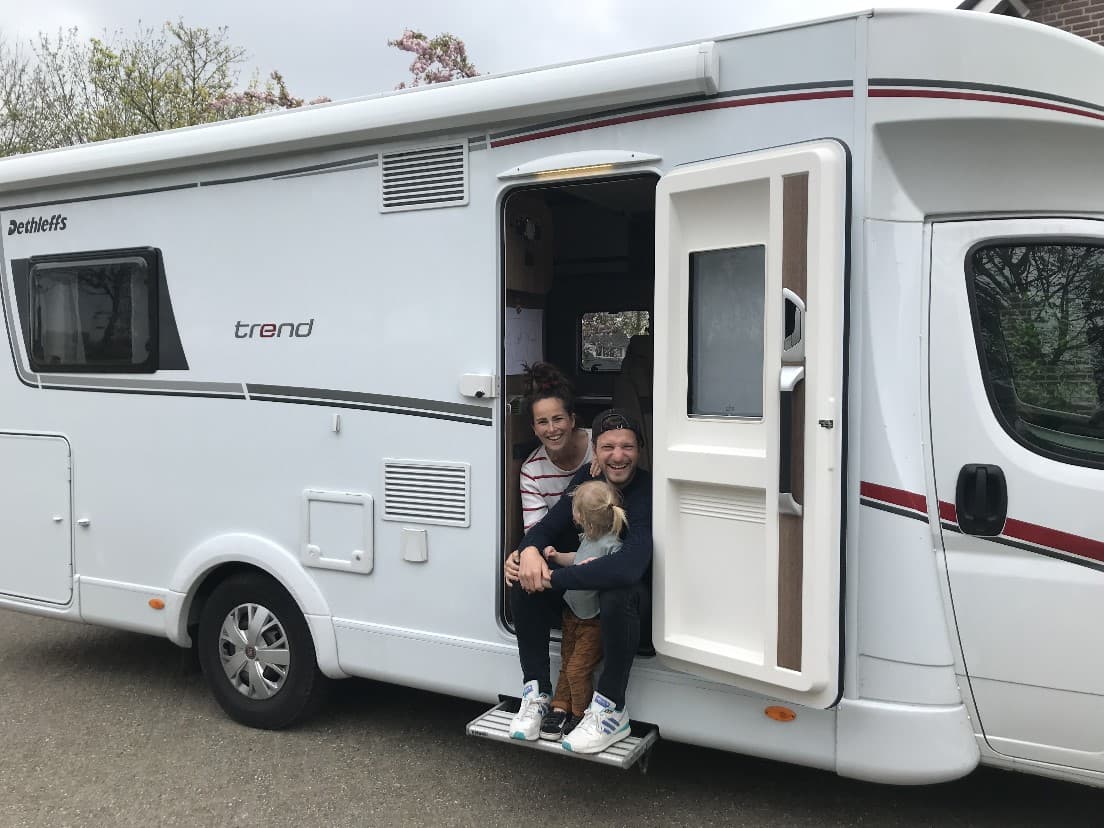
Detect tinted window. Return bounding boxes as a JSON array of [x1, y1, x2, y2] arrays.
[[579, 311, 650, 373], [971, 242, 1104, 464], [688, 245, 765, 418], [29, 255, 156, 372]]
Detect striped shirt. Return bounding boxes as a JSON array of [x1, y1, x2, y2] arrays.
[[520, 429, 593, 531]]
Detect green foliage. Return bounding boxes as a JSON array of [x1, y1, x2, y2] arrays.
[[0, 20, 325, 156]]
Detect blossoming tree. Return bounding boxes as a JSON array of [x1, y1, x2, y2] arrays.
[[388, 29, 479, 89]]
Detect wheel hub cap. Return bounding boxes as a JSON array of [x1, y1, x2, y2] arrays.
[[218, 602, 291, 699]]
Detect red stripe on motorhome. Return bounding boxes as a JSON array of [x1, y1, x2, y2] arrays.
[[1000, 516, 1104, 564], [490, 89, 854, 148], [870, 88, 1104, 123], [862, 481, 1104, 567], [859, 481, 928, 514]]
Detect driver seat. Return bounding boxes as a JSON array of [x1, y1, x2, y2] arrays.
[[612, 334, 653, 472]]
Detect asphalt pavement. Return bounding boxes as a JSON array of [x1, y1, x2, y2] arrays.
[[0, 609, 1098, 827]]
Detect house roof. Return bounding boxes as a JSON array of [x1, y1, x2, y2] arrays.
[[958, 0, 1029, 15]]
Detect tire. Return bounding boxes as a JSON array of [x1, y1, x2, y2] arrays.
[[197, 572, 329, 729]]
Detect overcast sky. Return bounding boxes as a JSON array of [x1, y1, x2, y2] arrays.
[[3, 1, 960, 101]]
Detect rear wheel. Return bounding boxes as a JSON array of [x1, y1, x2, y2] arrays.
[[197, 572, 328, 729]]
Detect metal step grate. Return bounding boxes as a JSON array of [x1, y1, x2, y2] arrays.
[[466, 698, 659, 772]]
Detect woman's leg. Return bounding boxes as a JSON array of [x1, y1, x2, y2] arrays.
[[509, 581, 563, 695]]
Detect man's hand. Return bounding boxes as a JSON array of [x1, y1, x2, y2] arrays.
[[518, 546, 551, 593]]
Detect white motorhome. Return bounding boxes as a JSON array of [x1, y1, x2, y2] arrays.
[[2, 6, 1104, 787]]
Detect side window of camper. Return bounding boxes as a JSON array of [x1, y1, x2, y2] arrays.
[[970, 241, 1104, 465], [27, 251, 157, 373], [579, 310, 650, 373]]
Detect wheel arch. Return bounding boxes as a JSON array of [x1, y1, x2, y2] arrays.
[[168, 533, 347, 679]]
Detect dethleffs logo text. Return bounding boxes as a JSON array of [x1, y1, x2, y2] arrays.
[[235, 318, 315, 339], [8, 214, 68, 235]]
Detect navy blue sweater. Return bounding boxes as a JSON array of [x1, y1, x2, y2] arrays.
[[520, 467, 652, 591]]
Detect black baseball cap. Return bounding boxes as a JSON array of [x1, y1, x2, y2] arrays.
[[591, 408, 645, 448]]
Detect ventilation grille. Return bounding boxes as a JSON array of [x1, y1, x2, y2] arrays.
[[383, 460, 470, 527], [678, 485, 765, 524], [380, 144, 468, 212]]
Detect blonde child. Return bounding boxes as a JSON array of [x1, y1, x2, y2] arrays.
[[538, 480, 627, 741]]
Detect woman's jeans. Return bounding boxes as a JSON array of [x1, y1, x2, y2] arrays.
[[510, 579, 651, 709]]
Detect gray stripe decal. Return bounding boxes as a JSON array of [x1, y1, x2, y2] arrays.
[[248, 384, 490, 420], [39, 376, 244, 395], [199, 153, 382, 187], [1, 183, 199, 213], [274, 160, 378, 180], [251, 393, 491, 425], [488, 80, 854, 142], [860, 497, 928, 523], [868, 78, 1104, 116], [18, 376, 488, 426], [1, 154, 384, 213]]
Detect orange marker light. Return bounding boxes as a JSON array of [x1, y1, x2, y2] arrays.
[[148, 598, 165, 610], [765, 706, 796, 722]]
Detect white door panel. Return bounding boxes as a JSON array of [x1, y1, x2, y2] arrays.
[[930, 218, 1104, 772], [0, 433, 72, 604], [653, 141, 847, 708]]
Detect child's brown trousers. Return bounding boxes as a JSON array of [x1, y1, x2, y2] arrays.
[[551, 610, 603, 717]]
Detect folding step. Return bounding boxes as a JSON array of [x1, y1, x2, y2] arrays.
[[466, 698, 660, 772]]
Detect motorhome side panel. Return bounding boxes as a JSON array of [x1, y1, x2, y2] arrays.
[[0, 154, 498, 648]]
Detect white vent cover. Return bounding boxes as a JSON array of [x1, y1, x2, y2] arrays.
[[383, 460, 470, 527], [380, 144, 468, 212]]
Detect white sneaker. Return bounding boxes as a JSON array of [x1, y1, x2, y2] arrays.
[[508, 680, 550, 741], [561, 692, 631, 754]]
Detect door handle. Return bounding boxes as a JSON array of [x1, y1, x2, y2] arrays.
[[779, 289, 806, 517], [954, 464, 1007, 536]]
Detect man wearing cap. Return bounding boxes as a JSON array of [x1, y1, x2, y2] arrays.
[[503, 408, 652, 754]]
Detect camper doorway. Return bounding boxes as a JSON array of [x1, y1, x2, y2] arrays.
[[500, 175, 657, 619]]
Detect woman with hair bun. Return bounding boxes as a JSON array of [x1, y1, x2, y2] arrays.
[[517, 362, 593, 532]]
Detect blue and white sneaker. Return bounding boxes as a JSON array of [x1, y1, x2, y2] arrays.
[[561, 691, 630, 754], [509, 680, 550, 741]]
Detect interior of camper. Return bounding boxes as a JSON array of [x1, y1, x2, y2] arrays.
[[500, 175, 657, 621]]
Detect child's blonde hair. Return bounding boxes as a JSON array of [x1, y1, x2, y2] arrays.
[[571, 480, 628, 540]]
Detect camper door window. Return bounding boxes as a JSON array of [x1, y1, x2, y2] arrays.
[[28, 254, 156, 373], [688, 246, 766, 419], [970, 241, 1104, 466]]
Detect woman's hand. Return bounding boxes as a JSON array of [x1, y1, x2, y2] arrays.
[[504, 550, 520, 586], [589, 455, 601, 478]]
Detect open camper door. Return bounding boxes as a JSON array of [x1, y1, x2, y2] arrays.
[[652, 142, 847, 708]]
